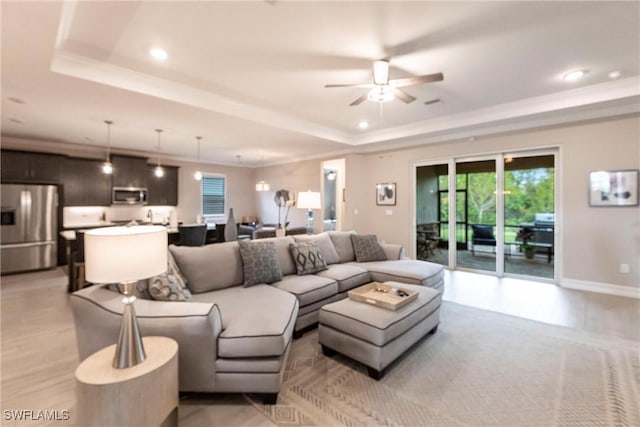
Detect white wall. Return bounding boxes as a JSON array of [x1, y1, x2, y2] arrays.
[[174, 160, 255, 224], [255, 115, 640, 290]]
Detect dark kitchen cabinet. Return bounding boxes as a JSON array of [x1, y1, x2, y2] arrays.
[[112, 155, 149, 188], [147, 165, 178, 206], [1, 150, 63, 184], [62, 157, 112, 206]]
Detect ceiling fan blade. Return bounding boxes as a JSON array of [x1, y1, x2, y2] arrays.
[[349, 93, 368, 106], [325, 83, 374, 88], [389, 72, 444, 88], [392, 88, 416, 104]]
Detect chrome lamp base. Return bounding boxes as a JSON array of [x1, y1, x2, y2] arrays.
[[113, 281, 146, 369]]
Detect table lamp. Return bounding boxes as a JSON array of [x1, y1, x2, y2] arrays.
[[84, 225, 167, 369], [297, 191, 321, 234]]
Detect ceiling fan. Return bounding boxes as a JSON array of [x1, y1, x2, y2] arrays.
[[325, 59, 443, 106]]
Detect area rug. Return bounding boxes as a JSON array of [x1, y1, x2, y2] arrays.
[[248, 302, 640, 426]]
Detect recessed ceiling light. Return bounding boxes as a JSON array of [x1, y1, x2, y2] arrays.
[[358, 120, 369, 130], [149, 47, 168, 61], [563, 69, 587, 82], [608, 70, 621, 80]]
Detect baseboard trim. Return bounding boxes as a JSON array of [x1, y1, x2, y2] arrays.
[[561, 278, 640, 299]]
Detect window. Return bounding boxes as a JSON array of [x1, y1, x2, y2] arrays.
[[201, 176, 225, 216]]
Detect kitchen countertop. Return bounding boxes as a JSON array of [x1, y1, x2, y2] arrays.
[[59, 223, 216, 240]]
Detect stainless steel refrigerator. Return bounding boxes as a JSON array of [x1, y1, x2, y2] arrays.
[[1, 184, 58, 274]]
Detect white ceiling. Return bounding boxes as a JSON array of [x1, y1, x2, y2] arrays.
[[2, 1, 639, 166]]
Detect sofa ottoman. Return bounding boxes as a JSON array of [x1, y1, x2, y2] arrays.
[[318, 281, 441, 379]]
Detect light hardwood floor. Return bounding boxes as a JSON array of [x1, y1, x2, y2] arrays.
[[1, 268, 638, 426]]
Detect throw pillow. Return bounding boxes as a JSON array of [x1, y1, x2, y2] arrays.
[[289, 242, 328, 275], [293, 233, 340, 264], [238, 240, 283, 287], [351, 234, 387, 262], [167, 250, 188, 290], [148, 273, 192, 301]]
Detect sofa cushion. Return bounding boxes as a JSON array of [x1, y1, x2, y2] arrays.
[[328, 230, 356, 263], [293, 233, 340, 264], [169, 242, 243, 293], [190, 285, 297, 358], [238, 240, 283, 287], [289, 242, 328, 275], [351, 234, 387, 262], [316, 264, 371, 293], [353, 259, 445, 289], [254, 236, 297, 276], [272, 274, 338, 307]]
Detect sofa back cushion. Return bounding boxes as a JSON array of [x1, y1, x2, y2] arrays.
[[293, 232, 340, 265], [255, 236, 296, 275], [169, 242, 243, 293], [328, 230, 356, 263]]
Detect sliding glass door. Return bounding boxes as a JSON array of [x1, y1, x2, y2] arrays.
[[503, 154, 555, 279], [415, 150, 557, 282], [455, 159, 497, 273]]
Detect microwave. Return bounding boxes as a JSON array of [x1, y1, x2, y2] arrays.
[[112, 187, 148, 205]]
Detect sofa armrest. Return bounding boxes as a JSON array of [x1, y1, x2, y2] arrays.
[[71, 285, 222, 392], [380, 242, 405, 260]]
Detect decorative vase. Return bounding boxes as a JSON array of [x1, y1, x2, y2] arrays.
[[225, 208, 237, 241], [275, 228, 286, 238]]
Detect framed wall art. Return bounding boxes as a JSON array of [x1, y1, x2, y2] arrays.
[[589, 169, 638, 207], [376, 183, 396, 206]]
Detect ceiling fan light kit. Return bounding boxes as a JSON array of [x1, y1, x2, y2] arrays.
[[325, 58, 443, 107], [368, 85, 395, 103]]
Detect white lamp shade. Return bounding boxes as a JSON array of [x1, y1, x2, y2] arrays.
[[85, 226, 167, 283], [297, 191, 321, 209]]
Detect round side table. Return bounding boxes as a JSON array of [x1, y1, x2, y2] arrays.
[[75, 336, 179, 427]]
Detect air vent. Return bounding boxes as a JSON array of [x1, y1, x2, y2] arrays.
[[423, 98, 441, 106]]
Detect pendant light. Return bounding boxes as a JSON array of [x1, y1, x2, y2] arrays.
[[154, 129, 164, 178], [255, 152, 270, 192], [194, 136, 203, 181], [101, 120, 113, 174]]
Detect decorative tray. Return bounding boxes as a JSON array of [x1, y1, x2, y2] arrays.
[[347, 282, 418, 311]]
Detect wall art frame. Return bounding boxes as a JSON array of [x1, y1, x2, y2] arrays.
[[589, 169, 638, 207], [376, 183, 397, 206]]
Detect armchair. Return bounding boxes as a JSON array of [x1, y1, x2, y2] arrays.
[[470, 224, 496, 255]]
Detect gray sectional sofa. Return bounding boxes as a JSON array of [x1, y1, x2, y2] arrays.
[[70, 230, 444, 403]]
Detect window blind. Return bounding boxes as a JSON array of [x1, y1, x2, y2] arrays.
[[202, 176, 225, 215]]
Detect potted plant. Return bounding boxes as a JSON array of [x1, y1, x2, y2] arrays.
[[273, 189, 295, 237], [516, 227, 535, 259]]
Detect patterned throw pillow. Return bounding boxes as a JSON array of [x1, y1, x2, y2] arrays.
[[350, 234, 387, 262], [167, 250, 188, 289], [148, 272, 192, 301], [289, 242, 328, 275], [238, 240, 283, 287]]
